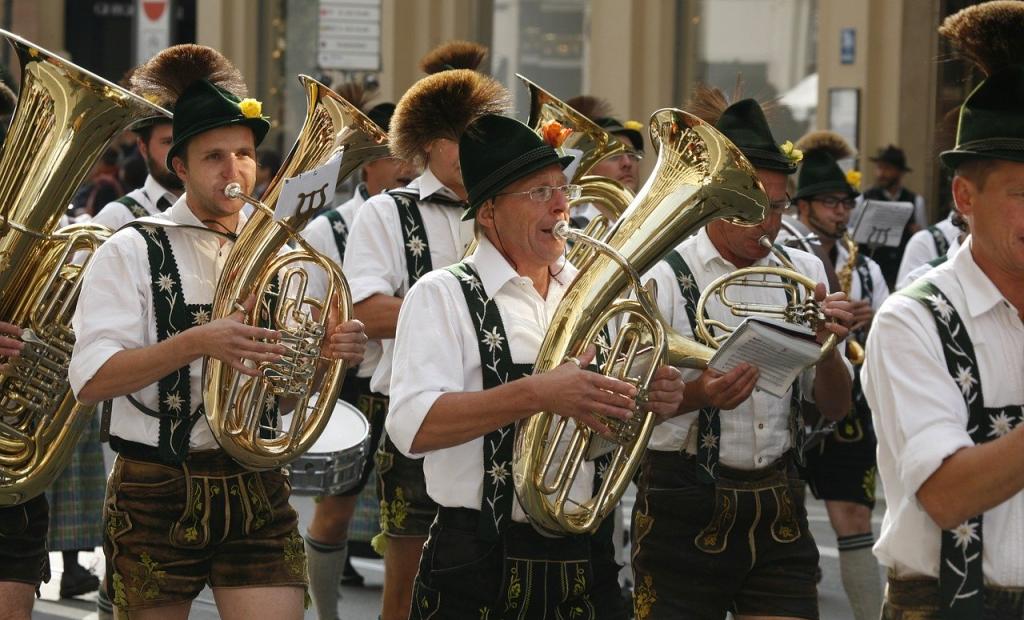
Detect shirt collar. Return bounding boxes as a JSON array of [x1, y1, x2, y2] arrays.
[[169, 194, 248, 234], [469, 236, 576, 299], [694, 227, 784, 269], [955, 237, 1009, 318], [143, 174, 178, 208], [412, 167, 462, 203]]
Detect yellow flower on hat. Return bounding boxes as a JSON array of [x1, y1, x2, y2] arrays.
[[624, 120, 644, 131], [780, 140, 803, 163], [239, 98, 262, 119], [846, 169, 862, 191]]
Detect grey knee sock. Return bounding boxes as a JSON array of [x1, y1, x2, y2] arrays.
[[305, 535, 348, 620], [838, 533, 883, 620]]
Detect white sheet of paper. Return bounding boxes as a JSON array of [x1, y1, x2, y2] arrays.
[[850, 199, 914, 247], [709, 318, 820, 398], [274, 151, 344, 222], [561, 147, 584, 182]]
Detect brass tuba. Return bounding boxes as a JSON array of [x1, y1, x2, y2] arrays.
[[514, 108, 768, 536], [203, 75, 388, 470], [0, 30, 169, 505]]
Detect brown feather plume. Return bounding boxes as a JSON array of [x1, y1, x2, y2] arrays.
[[130, 44, 247, 109], [795, 130, 854, 160], [686, 83, 732, 125], [565, 95, 613, 122], [334, 81, 377, 113], [940, 1, 1024, 76], [390, 69, 511, 164], [420, 40, 488, 74]]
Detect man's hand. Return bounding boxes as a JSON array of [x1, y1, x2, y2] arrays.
[[323, 319, 368, 366], [531, 346, 637, 437], [645, 365, 685, 423], [0, 320, 23, 373], [691, 363, 759, 411], [194, 294, 285, 377], [814, 282, 854, 345], [848, 298, 874, 332]]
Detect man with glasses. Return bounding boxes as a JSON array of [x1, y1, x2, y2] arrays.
[[386, 113, 683, 619], [792, 131, 887, 620], [634, 94, 855, 620]]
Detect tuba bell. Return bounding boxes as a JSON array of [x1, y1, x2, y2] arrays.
[[203, 75, 388, 470], [0, 30, 170, 505], [514, 108, 768, 536]]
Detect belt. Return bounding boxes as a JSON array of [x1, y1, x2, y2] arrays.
[[110, 436, 248, 473], [887, 574, 1024, 612], [436, 507, 592, 560]]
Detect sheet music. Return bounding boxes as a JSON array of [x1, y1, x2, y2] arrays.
[[850, 199, 914, 247], [709, 318, 820, 398], [274, 151, 344, 221]]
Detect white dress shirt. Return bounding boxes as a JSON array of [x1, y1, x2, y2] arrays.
[[69, 197, 247, 450], [301, 184, 380, 379], [91, 175, 179, 231], [385, 237, 596, 522], [896, 213, 961, 287], [862, 238, 1024, 586], [343, 168, 474, 394], [896, 237, 965, 290], [642, 228, 848, 469]]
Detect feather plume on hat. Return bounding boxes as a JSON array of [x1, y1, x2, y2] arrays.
[[419, 40, 488, 75], [565, 95, 614, 122], [334, 81, 377, 113], [939, 0, 1024, 77], [130, 44, 247, 108], [795, 130, 855, 160], [686, 78, 778, 125]]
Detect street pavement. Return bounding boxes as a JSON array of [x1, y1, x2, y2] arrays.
[[31, 487, 883, 620]]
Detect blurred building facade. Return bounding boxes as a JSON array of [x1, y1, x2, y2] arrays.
[[0, 0, 985, 218]]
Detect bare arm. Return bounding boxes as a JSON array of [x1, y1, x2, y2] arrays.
[[353, 294, 403, 339], [917, 426, 1024, 530], [812, 283, 854, 420]]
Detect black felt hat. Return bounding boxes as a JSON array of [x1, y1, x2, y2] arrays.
[[596, 117, 644, 152], [165, 79, 270, 168], [870, 145, 912, 172], [459, 114, 574, 220], [366, 102, 396, 133], [793, 130, 858, 201], [714, 99, 798, 174]]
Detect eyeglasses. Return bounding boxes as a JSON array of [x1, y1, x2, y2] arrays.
[[605, 151, 643, 164], [813, 196, 857, 210], [769, 194, 792, 211], [495, 184, 582, 203]]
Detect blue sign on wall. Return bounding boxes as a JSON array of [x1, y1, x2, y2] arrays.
[[841, 28, 856, 65]]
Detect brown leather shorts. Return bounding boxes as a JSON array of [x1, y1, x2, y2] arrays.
[[0, 494, 50, 587], [103, 451, 307, 612]]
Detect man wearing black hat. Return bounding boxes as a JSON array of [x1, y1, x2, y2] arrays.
[[863, 3, 1024, 618], [792, 131, 887, 620], [589, 116, 645, 195], [635, 90, 855, 620], [862, 144, 927, 289], [385, 112, 683, 619], [68, 45, 367, 619]]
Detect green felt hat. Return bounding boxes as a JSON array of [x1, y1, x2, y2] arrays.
[[940, 65, 1024, 169], [715, 99, 798, 174], [596, 116, 644, 152], [793, 150, 859, 201], [459, 114, 574, 220], [166, 79, 270, 168]]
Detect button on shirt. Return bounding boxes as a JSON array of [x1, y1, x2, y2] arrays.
[[386, 237, 596, 522], [69, 197, 246, 451], [862, 238, 1024, 586], [642, 228, 845, 469], [343, 168, 474, 394], [301, 183, 380, 379], [91, 175, 178, 230]]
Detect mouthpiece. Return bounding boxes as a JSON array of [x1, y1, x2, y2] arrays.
[[552, 220, 572, 240], [758, 235, 772, 250], [224, 183, 242, 199]]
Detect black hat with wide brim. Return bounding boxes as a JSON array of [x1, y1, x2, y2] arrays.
[[715, 99, 798, 174], [460, 114, 574, 221], [793, 149, 859, 201], [869, 144, 911, 172], [166, 79, 270, 169], [940, 64, 1024, 170], [596, 116, 644, 152]]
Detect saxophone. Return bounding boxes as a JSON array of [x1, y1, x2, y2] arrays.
[[837, 232, 865, 365]]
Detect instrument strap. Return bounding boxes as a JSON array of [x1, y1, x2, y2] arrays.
[[115, 194, 149, 219]]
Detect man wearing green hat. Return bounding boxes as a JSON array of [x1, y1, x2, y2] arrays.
[[68, 45, 367, 619], [862, 2, 1024, 618], [385, 113, 683, 619], [791, 131, 887, 620], [635, 90, 855, 619]]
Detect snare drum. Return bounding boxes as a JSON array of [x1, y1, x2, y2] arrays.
[[284, 401, 370, 496]]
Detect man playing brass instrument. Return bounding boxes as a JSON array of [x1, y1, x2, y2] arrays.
[[791, 131, 888, 620], [68, 45, 366, 620], [635, 92, 855, 620], [385, 113, 683, 619]]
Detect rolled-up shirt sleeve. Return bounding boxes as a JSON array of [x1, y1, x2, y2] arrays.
[[385, 271, 471, 457], [862, 296, 975, 497], [344, 195, 405, 303], [69, 231, 151, 398]]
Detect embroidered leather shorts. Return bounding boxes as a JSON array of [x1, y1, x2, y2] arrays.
[[883, 574, 1024, 620], [375, 433, 437, 537], [631, 450, 819, 620], [801, 399, 878, 508], [0, 493, 51, 587], [102, 451, 307, 612]]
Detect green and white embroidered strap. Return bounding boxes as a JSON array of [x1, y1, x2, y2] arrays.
[[320, 209, 349, 260], [927, 224, 950, 257], [854, 253, 874, 305], [390, 190, 434, 286], [663, 249, 806, 484], [902, 280, 1024, 620], [116, 195, 149, 219]]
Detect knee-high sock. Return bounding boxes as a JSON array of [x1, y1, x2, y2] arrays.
[[838, 532, 883, 620], [305, 535, 347, 620]]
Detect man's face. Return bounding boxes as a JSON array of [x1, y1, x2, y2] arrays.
[[479, 163, 570, 271], [425, 137, 463, 193], [172, 124, 257, 220], [707, 168, 790, 264], [589, 134, 642, 193], [874, 162, 903, 191], [798, 192, 855, 240], [138, 122, 182, 191], [363, 156, 419, 194], [953, 159, 1024, 278]]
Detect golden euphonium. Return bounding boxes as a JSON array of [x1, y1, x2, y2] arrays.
[[514, 108, 768, 536], [203, 75, 388, 470], [0, 30, 169, 505]]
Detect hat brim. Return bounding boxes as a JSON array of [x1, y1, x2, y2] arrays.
[[462, 151, 575, 221], [939, 147, 1024, 171], [611, 128, 644, 152], [166, 116, 271, 170], [131, 116, 173, 133], [868, 156, 912, 172], [742, 146, 798, 174], [792, 181, 859, 202]]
